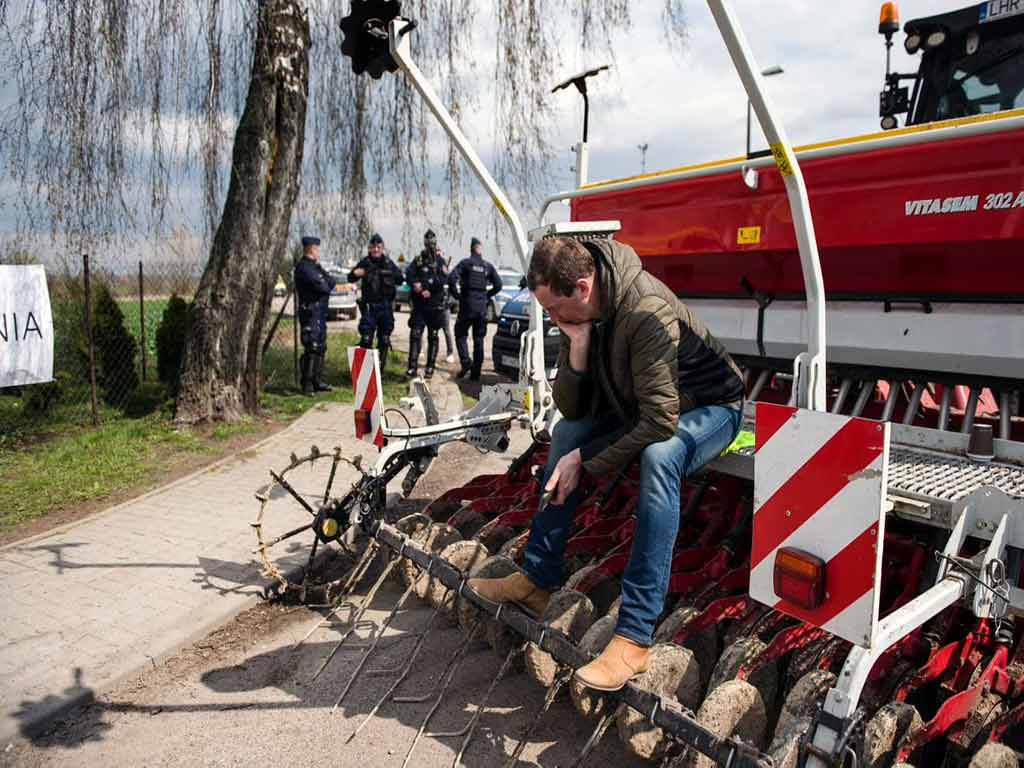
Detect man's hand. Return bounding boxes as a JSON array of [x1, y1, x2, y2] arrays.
[[557, 320, 592, 372], [545, 448, 583, 505], [353, 268, 366, 278], [421, 289, 431, 300]]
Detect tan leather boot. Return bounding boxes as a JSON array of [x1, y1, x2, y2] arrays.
[[466, 571, 550, 616], [574, 635, 651, 692]]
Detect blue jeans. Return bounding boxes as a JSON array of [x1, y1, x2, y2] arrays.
[[521, 405, 743, 646]]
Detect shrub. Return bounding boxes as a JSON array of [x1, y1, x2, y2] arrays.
[[23, 371, 73, 414], [91, 283, 139, 405], [155, 294, 192, 396]]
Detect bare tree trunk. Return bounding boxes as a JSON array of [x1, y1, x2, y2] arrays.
[[176, 0, 310, 423]]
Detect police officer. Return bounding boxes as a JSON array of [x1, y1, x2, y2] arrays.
[[405, 229, 449, 378], [349, 232, 403, 363], [294, 235, 336, 396], [448, 237, 502, 380]]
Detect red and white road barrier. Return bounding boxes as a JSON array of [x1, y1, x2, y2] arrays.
[[751, 402, 890, 648], [348, 346, 385, 449]]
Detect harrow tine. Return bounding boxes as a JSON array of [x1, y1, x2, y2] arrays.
[[452, 643, 528, 768], [567, 704, 623, 768], [300, 536, 320, 601], [502, 667, 574, 768], [400, 619, 482, 768], [333, 579, 418, 707], [269, 469, 318, 516], [311, 555, 398, 682], [344, 594, 448, 741], [292, 542, 381, 650]]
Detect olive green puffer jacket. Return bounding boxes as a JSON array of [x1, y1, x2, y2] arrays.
[[551, 239, 744, 477]]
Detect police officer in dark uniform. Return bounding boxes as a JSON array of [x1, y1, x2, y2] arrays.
[[294, 235, 337, 396], [405, 229, 449, 378], [448, 237, 502, 380], [349, 232, 403, 363]]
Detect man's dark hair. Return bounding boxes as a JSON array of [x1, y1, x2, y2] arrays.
[[527, 237, 594, 297]]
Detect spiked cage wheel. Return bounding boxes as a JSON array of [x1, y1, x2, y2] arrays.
[[252, 445, 377, 602]]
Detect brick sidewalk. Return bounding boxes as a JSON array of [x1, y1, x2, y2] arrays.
[[0, 380, 476, 745]]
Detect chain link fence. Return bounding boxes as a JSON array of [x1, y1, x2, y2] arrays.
[[0, 250, 300, 444]]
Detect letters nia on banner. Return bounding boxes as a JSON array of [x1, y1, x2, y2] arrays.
[[1, 265, 54, 387]]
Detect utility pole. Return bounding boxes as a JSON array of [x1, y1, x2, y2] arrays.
[[746, 65, 784, 156], [637, 143, 649, 174]]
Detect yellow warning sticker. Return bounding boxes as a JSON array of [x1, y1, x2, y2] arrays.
[[737, 226, 762, 245], [770, 143, 795, 177]]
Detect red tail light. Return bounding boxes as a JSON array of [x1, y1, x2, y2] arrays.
[[773, 547, 826, 610], [354, 409, 371, 438]]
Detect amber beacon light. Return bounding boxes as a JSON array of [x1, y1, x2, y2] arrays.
[[878, 2, 900, 35]]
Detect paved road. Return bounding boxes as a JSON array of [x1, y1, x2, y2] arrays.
[[0, 380, 518, 745], [4, 572, 649, 768]]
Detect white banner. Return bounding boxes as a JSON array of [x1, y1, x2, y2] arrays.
[[1, 265, 54, 387]]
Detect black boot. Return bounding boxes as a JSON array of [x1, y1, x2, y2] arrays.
[[425, 333, 439, 379], [406, 336, 421, 378], [457, 360, 472, 379], [313, 354, 334, 392], [378, 335, 391, 366], [300, 353, 316, 396], [358, 333, 373, 349]]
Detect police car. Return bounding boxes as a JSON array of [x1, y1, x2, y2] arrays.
[[488, 268, 526, 322], [491, 287, 561, 379], [325, 263, 358, 320]]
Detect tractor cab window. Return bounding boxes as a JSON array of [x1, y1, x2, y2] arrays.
[[933, 32, 1024, 120]]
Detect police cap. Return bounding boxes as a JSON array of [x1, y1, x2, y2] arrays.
[[369, 233, 384, 245], [301, 235, 321, 247]]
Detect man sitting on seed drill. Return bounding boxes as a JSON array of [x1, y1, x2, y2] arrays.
[[468, 236, 745, 691]]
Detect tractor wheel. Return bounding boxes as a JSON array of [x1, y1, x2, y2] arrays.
[[706, 637, 777, 713], [570, 615, 618, 718], [425, 540, 490, 624], [564, 564, 598, 592], [478, 524, 517, 554], [768, 669, 836, 767], [585, 575, 621, 618], [391, 513, 432, 584], [405, 522, 461, 592], [448, 505, 487, 539], [969, 744, 1019, 768], [525, 589, 596, 688], [497, 532, 527, 560], [654, 604, 719, 692], [457, 555, 517, 638], [616, 644, 703, 761], [681, 680, 767, 768], [860, 702, 923, 768]]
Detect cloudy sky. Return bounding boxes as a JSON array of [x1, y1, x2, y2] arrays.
[[0, 0, 975, 270], [360, 0, 970, 268]]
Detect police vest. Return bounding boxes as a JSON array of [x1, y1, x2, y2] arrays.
[[462, 261, 489, 295], [363, 259, 396, 302]]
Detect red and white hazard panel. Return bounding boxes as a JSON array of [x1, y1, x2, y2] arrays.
[[347, 346, 385, 449], [750, 402, 890, 648]]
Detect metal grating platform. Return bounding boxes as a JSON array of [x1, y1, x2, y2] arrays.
[[889, 448, 1024, 504]]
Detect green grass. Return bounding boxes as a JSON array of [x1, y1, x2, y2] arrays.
[[117, 297, 169, 378], [0, 329, 409, 534]]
